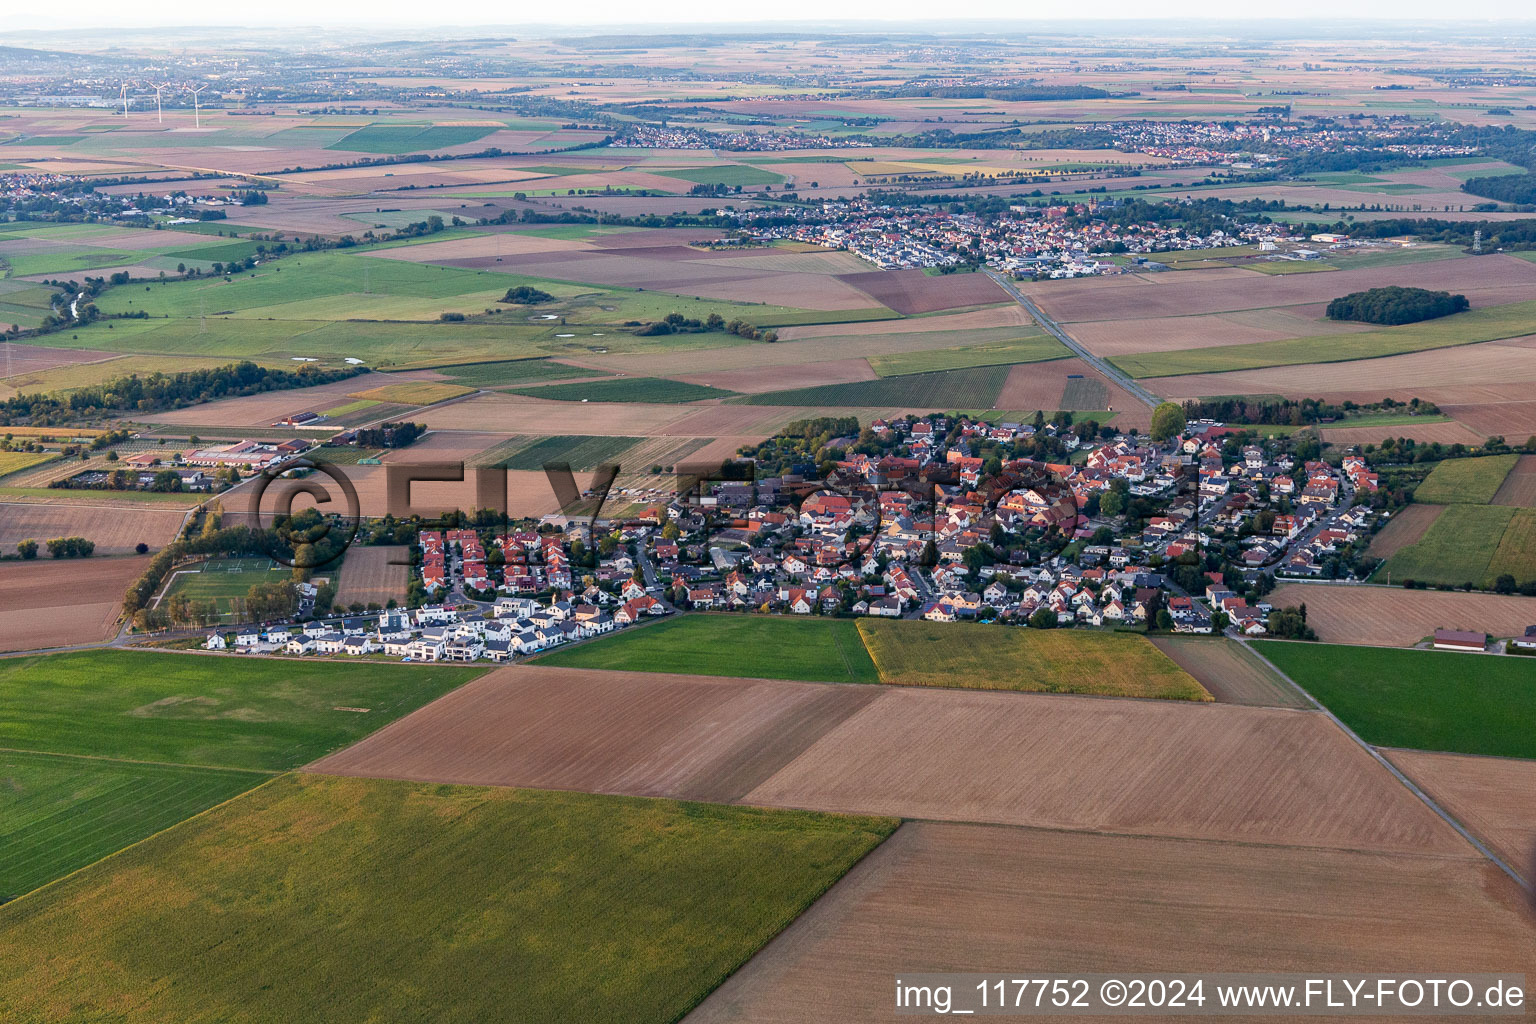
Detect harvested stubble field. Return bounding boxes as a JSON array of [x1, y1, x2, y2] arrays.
[[1027, 254, 1536, 324], [1149, 636, 1311, 708], [0, 555, 148, 653], [1146, 335, 1536, 404], [687, 822, 1535, 1024], [417, 393, 695, 435], [856, 620, 1209, 701], [0, 773, 895, 1024], [1068, 308, 1368, 357], [1387, 749, 1536, 878], [315, 665, 1462, 855], [740, 684, 1459, 852], [1270, 582, 1536, 646], [775, 304, 1031, 341], [310, 666, 887, 804], [1414, 454, 1519, 504], [333, 545, 409, 609], [1112, 301, 1536, 378], [1365, 503, 1446, 559], [1257, 641, 1536, 760], [0, 501, 184, 556], [1321, 419, 1487, 446], [1493, 454, 1536, 506]]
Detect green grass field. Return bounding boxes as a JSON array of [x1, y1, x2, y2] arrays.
[[1111, 300, 1536, 378], [856, 619, 1211, 700], [1257, 641, 1536, 758], [507, 377, 736, 403], [430, 357, 597, 388], [1412, 454, 1519, 505], [742, 364, 1010, 408], [538, 614, 882, 683], [161, 557, 292, 618], [0, 750, 264, 900], [867, 334, 1065, 377], [52, 246, 849, 367], [0, 650, 486, 771], [1380, 504, 1516, 586], [0, 451, 60, 480], [1487, 508, 1536, 584], [326, 124, 497, 154], [0, 774, 895, 1023]]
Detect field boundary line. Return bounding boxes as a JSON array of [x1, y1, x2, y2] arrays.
[[0, 746, 281, 776], [0, 771, 286, 909], [1239, 638, 1531, 891]]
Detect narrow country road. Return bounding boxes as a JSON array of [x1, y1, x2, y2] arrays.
[[983, 268, 1161, 410]]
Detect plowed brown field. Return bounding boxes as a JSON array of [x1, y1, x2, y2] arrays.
[[1269, 583, 1536, 645], [1388, 749, 1536, 879], [685, 822, 1535, 1024], [333, 545, 409, 608], [837, 269, 1010, 314], [308, 666, 882, 804], [1367, 504, 1447, 559], [0, 501, 184, 555], [1493, 454, 1536, 507], [313, 665, 1462, 855], [0, 555, 147, 652], [1149, 636, 1311, 708]]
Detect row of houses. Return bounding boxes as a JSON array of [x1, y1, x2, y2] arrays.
[[207, 594, 668, 662]]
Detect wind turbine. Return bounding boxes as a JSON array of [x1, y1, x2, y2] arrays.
[[187, 85, 206, 129], [120, 82, 130, 118], [153, 83, 168, 124]]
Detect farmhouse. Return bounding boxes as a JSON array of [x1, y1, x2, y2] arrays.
[[1432, 629, 1486, 653], [1511, 626, 1536, 652]]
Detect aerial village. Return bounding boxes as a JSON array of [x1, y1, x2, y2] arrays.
[[204, 413, 1384, 661]]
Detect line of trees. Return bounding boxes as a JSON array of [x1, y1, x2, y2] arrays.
[[1461, 172, 1536, 205], [1, 361, 365, 426], [1181, 396, 1441, 426]]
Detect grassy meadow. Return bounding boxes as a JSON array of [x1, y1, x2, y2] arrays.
[[867, 333, 1065, 376], [0, 650, 486, 771], [537, 614, 882, 683], [1379, 504, 1526, 586], [1258, 641, 1536, 758], [0, 750, 264, 899], [1412, 454, 1519, 505], [0, 775, 896, 1024], [856, 619, 1212, 700]]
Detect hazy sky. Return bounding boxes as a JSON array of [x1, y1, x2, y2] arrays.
[[6, 1, 1536, 31]]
